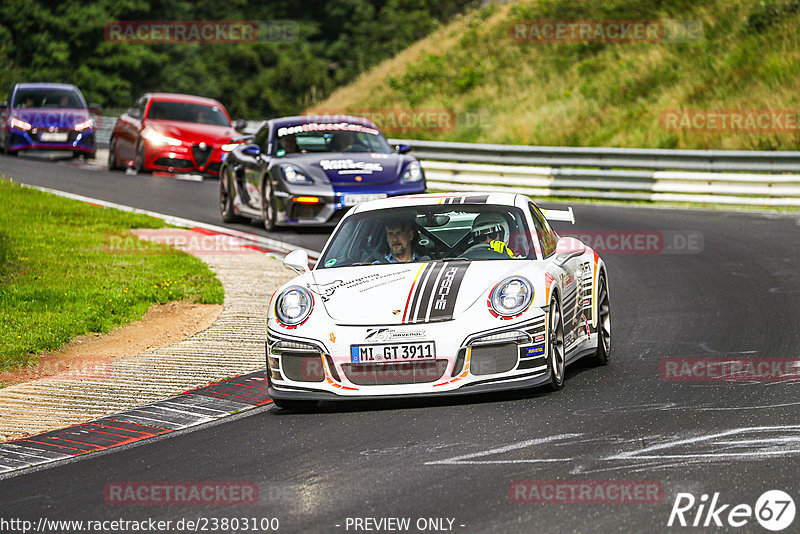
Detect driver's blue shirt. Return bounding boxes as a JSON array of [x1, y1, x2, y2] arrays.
[[376, 251, 424, 264]]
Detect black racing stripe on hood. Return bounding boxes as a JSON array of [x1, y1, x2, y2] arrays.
[[426, 261, 470, 322], [410, 262, 445, 323]]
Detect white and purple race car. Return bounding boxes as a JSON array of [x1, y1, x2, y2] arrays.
[[267, 192, 610, 408]]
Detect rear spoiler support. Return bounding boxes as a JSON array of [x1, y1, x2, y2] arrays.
[[541, 207, 575, 224]]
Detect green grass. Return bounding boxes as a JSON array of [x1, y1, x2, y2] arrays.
[[0, 178, 224, 371], [314, 0, 800, 150]]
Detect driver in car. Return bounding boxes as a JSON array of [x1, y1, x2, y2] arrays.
[[470, 212, 514, 258], [381, 217, 425, 263]]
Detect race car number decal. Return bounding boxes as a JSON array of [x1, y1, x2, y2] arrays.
[[350, 342, 436, 363]]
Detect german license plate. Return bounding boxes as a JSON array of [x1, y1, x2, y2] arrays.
[[342, 193, 387, 207], [40, 132, 68, 142], [350, 341, 436, 363]]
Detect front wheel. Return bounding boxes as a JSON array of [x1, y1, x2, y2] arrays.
[[219, 166, 245, 223], [587, 273, 611, 366], [134, 141, 148, 173], [2, 133, 17, 156], [262, 177, 277, 232], [545, 297, 565, 391], [108, 136, 121, 170]]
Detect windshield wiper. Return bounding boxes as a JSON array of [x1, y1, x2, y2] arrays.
[[434, 257, 470, 262]]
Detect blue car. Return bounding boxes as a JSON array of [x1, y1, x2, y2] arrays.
[[219, 115, 426, 230], [0, 83, 96, 158]]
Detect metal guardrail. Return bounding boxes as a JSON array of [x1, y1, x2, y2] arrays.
[[389, 138, 800, 173], [92, 117, 800, 205], [389, 139, 800, 206]]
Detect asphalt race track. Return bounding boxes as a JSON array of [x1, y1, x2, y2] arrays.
[[2, 153, 800, 533]]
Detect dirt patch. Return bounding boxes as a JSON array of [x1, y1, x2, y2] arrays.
[[0, 301, 223, 388]]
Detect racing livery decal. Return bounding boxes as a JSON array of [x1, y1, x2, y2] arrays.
[[440, 194, 489, 205], [404, 261, 470, 323]]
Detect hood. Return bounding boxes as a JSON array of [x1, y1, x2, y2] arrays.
[[14, 108, 90, 130], [306, 260, 532, 326], [146, 119, 237, 145], [282, 153, 409, 185]]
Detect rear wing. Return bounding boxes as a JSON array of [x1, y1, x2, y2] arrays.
[[541, 207, 575, 224]]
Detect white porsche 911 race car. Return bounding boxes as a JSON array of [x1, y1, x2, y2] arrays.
[[266, 192, 610, 409]]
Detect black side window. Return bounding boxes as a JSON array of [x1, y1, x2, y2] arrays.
[[255, 125, 269, 152], [529, 203, 557, 257]]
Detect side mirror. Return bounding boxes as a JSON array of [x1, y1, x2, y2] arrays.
[[242, 144, 261, 157], [283, 249, 310, 274], [127, 108, 139, 119], [395, 143, 411, 154], [233, 119, 247, 132], [554, 236, 586, 265]]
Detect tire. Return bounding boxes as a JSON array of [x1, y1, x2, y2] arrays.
[[3, 133, 17, 156], [587, 272, 611, 366], [108, 136, 121, 170], [545, 296, 566, 391], [134, 141, 148, 173], [219, 166, 245, 223], [84, 150, 96, 160], [262, 176, 277, 232], [272, 398, 318, 411], [71, 151, 81, 159]]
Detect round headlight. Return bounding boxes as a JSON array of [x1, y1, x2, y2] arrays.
[[490, 277, 533, 316], [275, 285, 314, 325]]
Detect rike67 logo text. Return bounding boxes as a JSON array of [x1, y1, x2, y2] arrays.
[[668, 490, 795, 531]]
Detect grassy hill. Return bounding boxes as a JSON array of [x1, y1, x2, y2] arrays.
[[311, 0, 800, 150]]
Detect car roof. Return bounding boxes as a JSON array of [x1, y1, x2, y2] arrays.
[[145, 93, 224, 106], [15, 83, 80, 91], [351, 192, 525, 214], [268, 115, 380, 131]]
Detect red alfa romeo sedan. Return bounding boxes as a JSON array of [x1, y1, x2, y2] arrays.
[[108, 92, 246, 177]]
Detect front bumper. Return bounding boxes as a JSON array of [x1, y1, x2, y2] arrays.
[[146, 143, 226, 176], [273, 180, 427, 227], [7, 128, 95, 153], [267, 312, 564, 400]]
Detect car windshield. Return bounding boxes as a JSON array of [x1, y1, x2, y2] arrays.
[[274, 122, 393, 155], [317, 205, 535, 268], [146, 101, 230, 126], [13, 88, 83, 109]]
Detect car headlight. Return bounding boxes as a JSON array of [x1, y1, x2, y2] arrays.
[[142, 129, 183, 146], [401, 161, 423, 183], [280, 164, 312, 184], [73, 119, 93, 131], [221, 141, 240, 151], [10, 117, 31, 131], [275, 286, 314, 326], [490, 277, 533, 317]]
